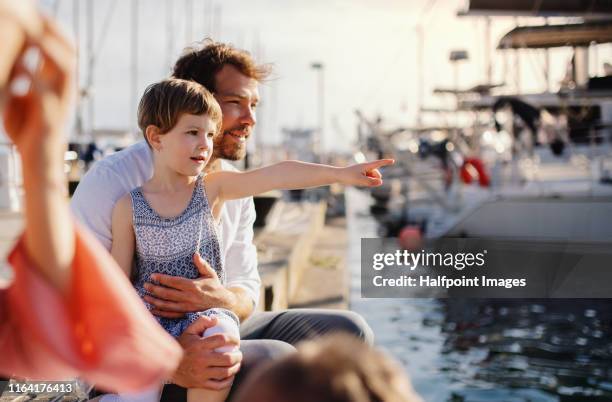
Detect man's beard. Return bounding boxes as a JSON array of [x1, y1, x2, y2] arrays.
[[213, 126, 249, 161]]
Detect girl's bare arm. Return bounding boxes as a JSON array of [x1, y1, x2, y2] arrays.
[[110, 195, 135, 278], [204, 159, 394, 205]]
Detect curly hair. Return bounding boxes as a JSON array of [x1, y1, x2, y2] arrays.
[[171, 38, 271, 92]]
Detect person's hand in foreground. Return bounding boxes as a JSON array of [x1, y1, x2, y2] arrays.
[[0, 2, 183, 391], [2, 12, 75, 292]]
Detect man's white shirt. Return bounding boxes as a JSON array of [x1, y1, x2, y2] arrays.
[[70, 141, 261, 306]]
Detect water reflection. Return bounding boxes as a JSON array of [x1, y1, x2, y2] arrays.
[[440, 299, 612, 401], [347, 189, 612, 402]]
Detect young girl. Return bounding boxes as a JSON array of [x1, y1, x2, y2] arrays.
[[110, 78, 393, 402]]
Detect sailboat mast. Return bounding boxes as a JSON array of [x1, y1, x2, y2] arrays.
[[484, 16, 492, 85], [166, 0, 174, 72], [73, 0, 82, 138], [130, 0, 139, 134], [86, 0, 94, 137], [416, 24, 424, 127]]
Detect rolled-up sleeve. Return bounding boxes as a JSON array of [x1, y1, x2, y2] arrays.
[[224, 197, 261, 308], [0, 223, 182, 392]]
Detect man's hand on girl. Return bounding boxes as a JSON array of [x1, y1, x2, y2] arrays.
[[145, 253, 236, 318]]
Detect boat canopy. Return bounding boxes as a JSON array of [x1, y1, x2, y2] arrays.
[[498, 20, 612, 49], [461, 0, 612, 17]]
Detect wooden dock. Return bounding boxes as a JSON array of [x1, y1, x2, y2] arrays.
[[255, 199, 349, 311]]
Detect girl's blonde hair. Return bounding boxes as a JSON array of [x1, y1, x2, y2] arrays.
[[137, 78, 222, 145]]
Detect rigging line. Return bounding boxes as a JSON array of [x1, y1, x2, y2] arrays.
[[357, 1, 437, 110], [524, 46, 548, 90], [166, 0, 175, 71], [420, 0, 438, 18], [90, 0, 118, 67], [420, 0, 438, 26], [517, 20, 548, 89], [365, 0, 438, 110], [52, 0, 61, 17], [418, 0, 442, 33]]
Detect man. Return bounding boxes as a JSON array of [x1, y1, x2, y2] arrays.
[[71, 39, 373, 400]]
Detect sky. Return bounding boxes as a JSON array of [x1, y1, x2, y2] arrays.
[[38, 0, 612, 152]]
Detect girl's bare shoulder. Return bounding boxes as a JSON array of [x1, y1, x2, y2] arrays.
[[112, 193, 133, 222]]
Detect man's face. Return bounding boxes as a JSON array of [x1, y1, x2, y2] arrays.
[[212, 64, 259, 161]]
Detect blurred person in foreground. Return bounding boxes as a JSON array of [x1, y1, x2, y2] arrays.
[[0, 0, 182, 392], [233, 334, 423, 402]]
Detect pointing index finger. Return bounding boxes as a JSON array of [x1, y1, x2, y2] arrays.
[[366, 158, 395, 169]]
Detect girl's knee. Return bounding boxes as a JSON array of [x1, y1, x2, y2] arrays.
[[201, 308, 241, 352]]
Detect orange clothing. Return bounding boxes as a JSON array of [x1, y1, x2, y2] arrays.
[[0, 223, 182, 392]]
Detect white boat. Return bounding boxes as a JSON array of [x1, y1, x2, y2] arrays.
[[360, 16, 612, 245]]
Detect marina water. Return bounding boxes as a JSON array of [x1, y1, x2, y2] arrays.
[[346, 188, 612, 402]]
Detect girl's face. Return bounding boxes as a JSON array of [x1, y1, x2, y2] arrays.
[[157, 113, 218, 176]]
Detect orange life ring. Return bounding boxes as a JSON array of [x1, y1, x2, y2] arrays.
[[460, 157, 490, 187]]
